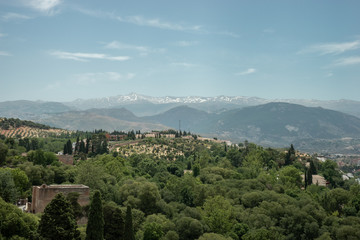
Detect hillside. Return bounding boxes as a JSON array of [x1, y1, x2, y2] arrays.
[[147, 103, 360, 152], [3, 132, 360, 240], [0, 100, 73, 119], [144, 105, 212, 132], [211, 102, 360, 143], [36, 110, 168, 132], [63, 93, 360, 118], [0, 118, 71, 138], [2, 99, 360, 153], [86, 107, 143, 122]]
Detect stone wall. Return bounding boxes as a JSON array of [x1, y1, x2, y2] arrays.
[[57, 155, 74, 165], [31, 184, 90, 213]]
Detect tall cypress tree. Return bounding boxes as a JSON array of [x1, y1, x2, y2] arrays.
[[38, 193, 80, 240], [285, 144, 296, 166], [79, 140, 85, 153], [104, 206, 124, 240], [85, 138, 90, 154], [63, 143, 68, 155], [307, 168, 313, 186], [86, 191, 104, 240], [101, 140, 108, 154], [67, 140, 73, 155], [310, 160, 317, 174], [124, 206, 135, 240]]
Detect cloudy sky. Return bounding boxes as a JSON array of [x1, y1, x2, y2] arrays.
[[0, 0, 359, 102]]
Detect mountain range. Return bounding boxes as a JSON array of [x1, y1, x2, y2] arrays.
[[64, 93, 360, 118], [1, 93, 360, 153]]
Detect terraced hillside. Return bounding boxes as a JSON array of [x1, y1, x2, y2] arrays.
[[0, 118, 71, 138]]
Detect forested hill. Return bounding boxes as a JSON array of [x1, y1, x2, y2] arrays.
[[212, 102, 360, 140], [0, 118, 52, 130], [1, 135, 360, 239], [145, 102, 360, 152]]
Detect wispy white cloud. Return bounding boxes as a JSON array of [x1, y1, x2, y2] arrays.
[[50, 51, 130, 62], [333, 56, 360, 66], [0, 51, 12, 56], [174, 41, 199, 47], [105, 41, 148, 52], [25, 0, 62, 15], [104, 41, 164, 56], [77, 8, 237, 38], [299, 40, 360, 55], [2, 12, 32, 21], [78, 8, 202, 32], [75, 72, 135, 85], [119, 15, 202, 32], [170, 62, 197, 68], [236, 68, 257, 76]]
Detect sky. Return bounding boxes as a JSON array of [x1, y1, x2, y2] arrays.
[[0, 0, 360, 102]]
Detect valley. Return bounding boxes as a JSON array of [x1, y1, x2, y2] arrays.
[[1, 94, 360, 154]]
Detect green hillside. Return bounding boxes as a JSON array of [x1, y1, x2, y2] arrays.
[[1, 134, 360, 239]]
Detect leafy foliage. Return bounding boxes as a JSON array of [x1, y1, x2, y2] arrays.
[[1, 134, 360, 239], [38, 193, 80, 240], [86, 191, 104, 240], [0, 197, 38, 239]]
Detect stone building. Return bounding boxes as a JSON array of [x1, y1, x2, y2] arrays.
[[30, 184, 90, 213]]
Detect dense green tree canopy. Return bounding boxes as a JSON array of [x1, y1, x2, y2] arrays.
[[0, 197, 38, 239], [86, 190, 104, 240], [1, 134, 360, 240], [38, 193, 80, 240]]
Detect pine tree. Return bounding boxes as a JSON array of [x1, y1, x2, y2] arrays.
[[285, 144, 296, 166], [86, 191, 104, 240], [75, 136, 80, 153], [63, 143, 68, 155], [124, 206, 135, 240], [193, 163, 200, 177], [80, 140, 85, 153], [38, 193, 80, 240], [104, 207, 124, 240], [85, 138, 90, 154], [310, 160, 317, 174], [101, 140, 108, 154], [307, 168, 313, 186], [66, 139, 73, 155], [66, 192, 82, 219], [187, 161, 192, 170]]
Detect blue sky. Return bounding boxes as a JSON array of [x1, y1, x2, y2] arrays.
[[0, 0, 359, 102]]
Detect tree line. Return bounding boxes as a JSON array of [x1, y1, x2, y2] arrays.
[[1, 135, 360, 239]]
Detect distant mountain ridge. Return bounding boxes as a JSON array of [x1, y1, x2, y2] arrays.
[[146, 102, 360, 143], [35, 109, 168, 132], [0, 100, 74, 119], [1, 94, 360, 153], [63, 93, 360, 118]]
